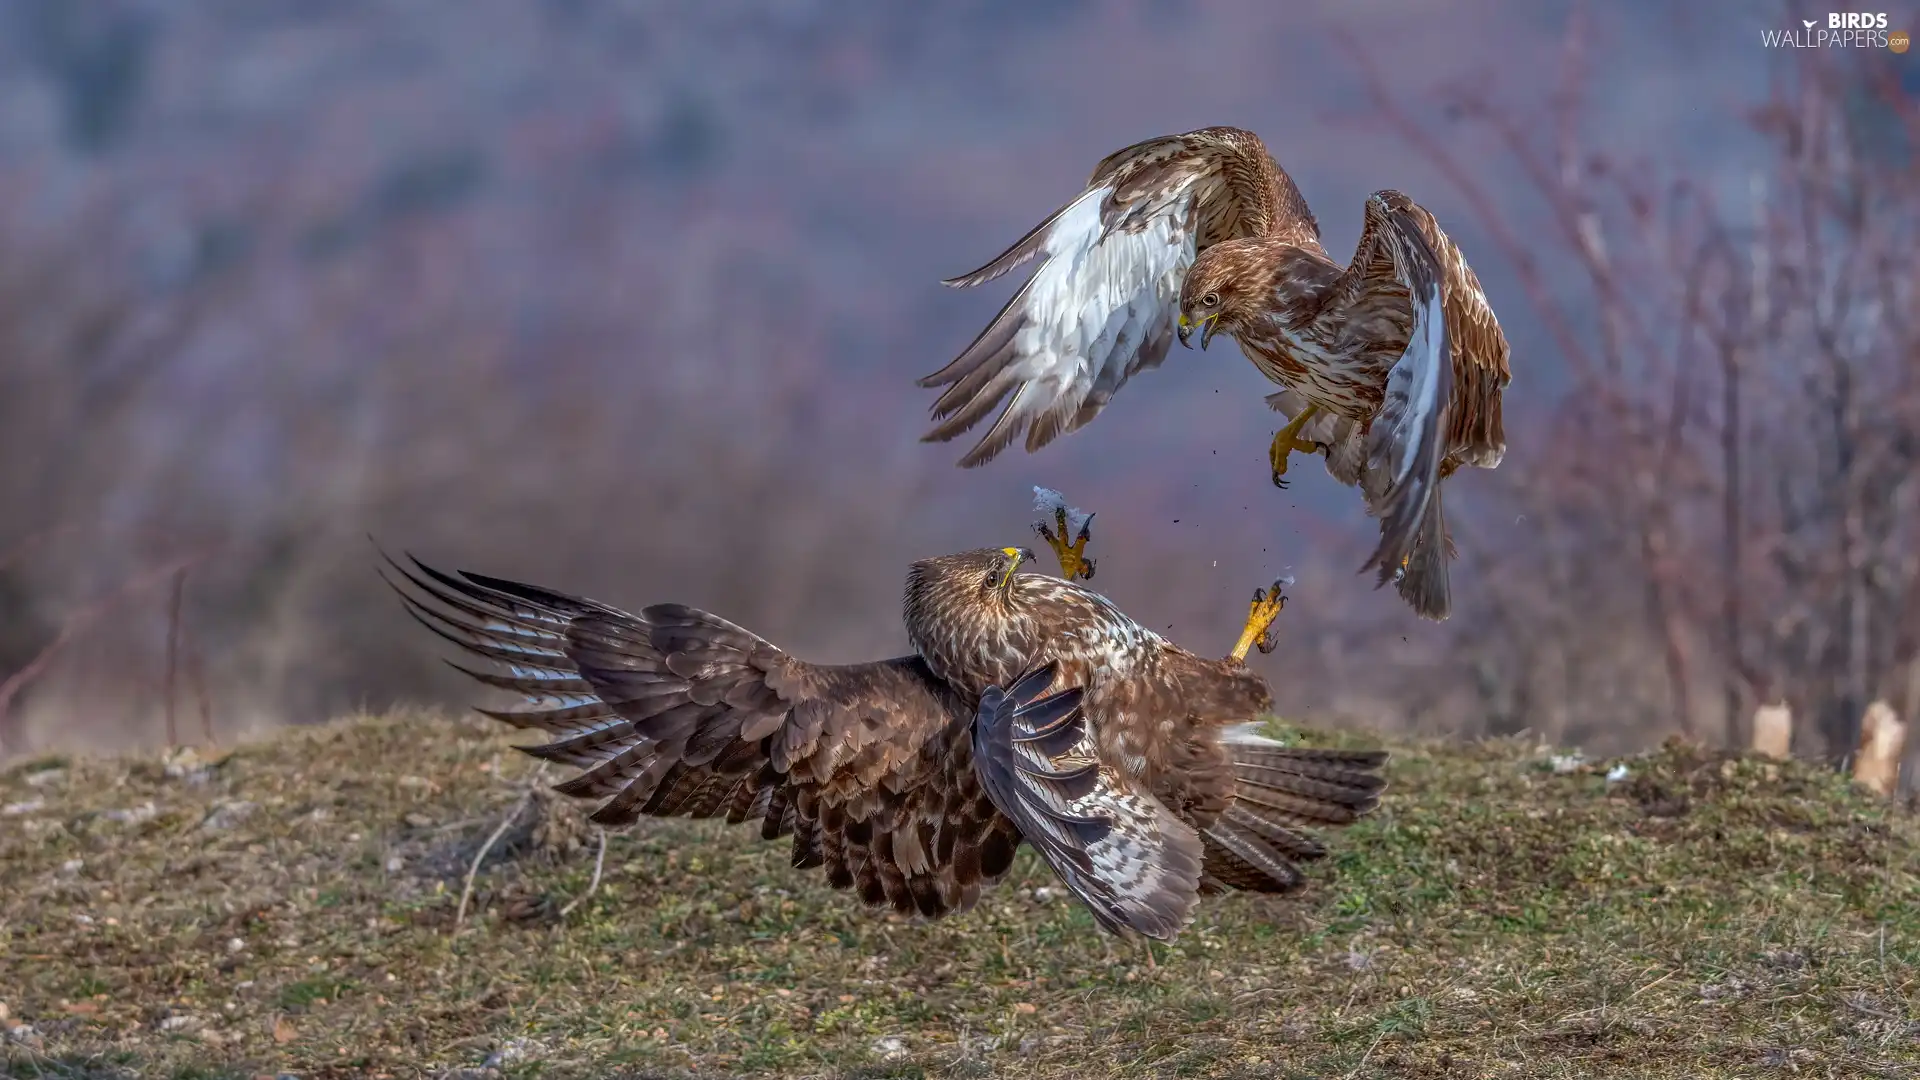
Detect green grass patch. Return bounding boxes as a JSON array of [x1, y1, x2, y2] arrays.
[[2, 712, 1915, 1078]]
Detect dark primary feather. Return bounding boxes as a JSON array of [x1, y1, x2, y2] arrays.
[[379, 554, 636, 758], [939, 204, 1075, 291]]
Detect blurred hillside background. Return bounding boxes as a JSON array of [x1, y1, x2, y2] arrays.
[[1, 0, 1915, 779]]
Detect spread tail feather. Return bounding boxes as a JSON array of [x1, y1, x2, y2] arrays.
[[1201, 731, 1388, 895]]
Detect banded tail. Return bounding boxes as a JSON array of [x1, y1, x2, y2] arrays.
[[1200, 724, 1388, 894]]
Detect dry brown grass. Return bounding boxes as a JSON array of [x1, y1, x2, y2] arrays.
[[2, 712, 1916, 1079]]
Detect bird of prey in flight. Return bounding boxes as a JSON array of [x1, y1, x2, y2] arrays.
[[918, 125, 1512, 621], [382, 526, 1385, 941]]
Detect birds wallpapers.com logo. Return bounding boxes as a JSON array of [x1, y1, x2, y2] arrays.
[[1761, 12, 1909, 50]]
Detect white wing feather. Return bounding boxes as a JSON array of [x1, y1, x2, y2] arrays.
[[1371, 273, 1448, 490], [920, 186, 1197, 468]]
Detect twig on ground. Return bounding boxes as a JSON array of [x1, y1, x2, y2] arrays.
[[1346, 1028, 1388, 1079], [0, 1026, 86, 1077], [428, 816, 489, 835], [558, 827, 609, 918], [456, 790, 534, 931]]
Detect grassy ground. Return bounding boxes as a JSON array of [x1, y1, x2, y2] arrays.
[[1, 712, 1916, 1080]]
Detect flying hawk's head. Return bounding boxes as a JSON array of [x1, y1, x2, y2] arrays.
[[1177, 244, 1263, 350]]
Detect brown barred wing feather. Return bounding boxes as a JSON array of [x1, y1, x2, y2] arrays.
[[382, 555, 1021, 920], [972, 664, 1205, 941], [1402, 199, 1512, 472]]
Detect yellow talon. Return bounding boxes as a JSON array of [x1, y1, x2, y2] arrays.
[[1229, 580, 1288, 662], [1034, 506, 1096, 581], [1269, 403, 1324, 490]]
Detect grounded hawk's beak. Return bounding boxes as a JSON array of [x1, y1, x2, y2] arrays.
[[1176, 313, 1194, 349], [997, 546, 1031, 591]]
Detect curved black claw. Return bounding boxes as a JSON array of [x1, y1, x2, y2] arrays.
[[1249, 581, 1289, 655], [1034, 508, 1096, 582], [1231, 587, 1283, 659], [1073, 514, 1096, 581]]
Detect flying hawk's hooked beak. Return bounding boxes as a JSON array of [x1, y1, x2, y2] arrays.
[[1176, 312, 1220, 350]]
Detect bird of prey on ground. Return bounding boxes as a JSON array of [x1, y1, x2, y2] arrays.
[[380, 529, 1386, 942], [917, 125, 1512, 621]]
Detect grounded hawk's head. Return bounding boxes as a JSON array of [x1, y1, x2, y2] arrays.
[[900, 546, 1054, 694], [906, 545, 1038, 605]]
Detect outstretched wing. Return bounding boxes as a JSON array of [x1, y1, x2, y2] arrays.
[[919, 127, 1289, 468], [1405, 196, 1509, 472], [1333, 190, 1509, 587], [383, 554, 1024, 919], [972, 664, 1205, 941]]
